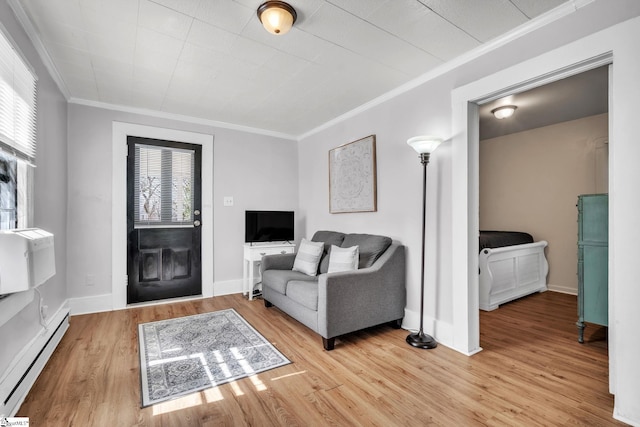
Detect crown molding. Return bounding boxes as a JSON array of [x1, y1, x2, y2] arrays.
[[297, 0, 595, 140], [7, 0, 70, 100], [69, 98, 297, 141]]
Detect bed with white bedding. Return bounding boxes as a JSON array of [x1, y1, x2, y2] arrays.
[[479, 231, 549, 311]]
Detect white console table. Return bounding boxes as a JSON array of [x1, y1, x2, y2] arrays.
[[243, 242, 295, 300]]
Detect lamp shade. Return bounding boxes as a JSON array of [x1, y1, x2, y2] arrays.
[[257, 1, 297, 35], [407, 135, 443, 154]]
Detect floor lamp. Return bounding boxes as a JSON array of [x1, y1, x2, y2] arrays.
[[406, 135, 442, 349]]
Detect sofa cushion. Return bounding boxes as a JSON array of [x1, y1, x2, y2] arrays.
[[292, 238, 324, 276], [286, 280, 319, 311], [342, 234, 392, 268], [312, 230, 346, 274], [327, 245, 359, 273], [312, 230, 346, 249], [262, 270, 317, 295]]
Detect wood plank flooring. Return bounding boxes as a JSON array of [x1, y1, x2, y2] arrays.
[[18, 291, 623, 426]]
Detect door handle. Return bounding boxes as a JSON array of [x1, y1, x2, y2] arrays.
[[194, 220, 201, 227]]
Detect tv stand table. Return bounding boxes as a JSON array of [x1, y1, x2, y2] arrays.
[[243, 242, 295, 300]]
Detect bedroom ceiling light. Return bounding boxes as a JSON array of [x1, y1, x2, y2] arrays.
[[491, 105, 517, 119], [257, 1, 297, 35], [405, 135, 443, 350]]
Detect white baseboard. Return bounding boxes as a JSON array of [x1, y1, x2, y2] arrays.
[[402, 307, 461, 354], [547, 284, 577, 295], [402, 306, 421, 333], [68, 293, 113, 315], [0, 303, 69, 417], [213, 279, 243, 297], [613, 410, 639, 427], [68, 279, 246, 316]]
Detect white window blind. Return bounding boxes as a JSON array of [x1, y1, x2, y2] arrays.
[[134, 143, 195, 227], [0, 27, 37, 164]]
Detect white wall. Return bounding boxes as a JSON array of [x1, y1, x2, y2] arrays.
[[298, 81, 453, 336], [66, 104, 298, 308], [299, 2, 640, 424], [0, 2, 68, 382]]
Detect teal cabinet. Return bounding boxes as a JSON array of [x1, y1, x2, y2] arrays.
[[577, 194, 608, 343]]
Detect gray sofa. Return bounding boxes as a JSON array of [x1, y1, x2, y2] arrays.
[[260, 231, 406, 350]]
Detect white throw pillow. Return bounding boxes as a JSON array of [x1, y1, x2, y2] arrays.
[[292, 239, 324, 276], [327, 245, 359, 273]]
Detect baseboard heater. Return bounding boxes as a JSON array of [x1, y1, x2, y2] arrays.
[[0, 306, 69, 417]]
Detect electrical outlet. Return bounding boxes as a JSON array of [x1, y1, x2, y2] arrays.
[[223, 196, 234, 207]]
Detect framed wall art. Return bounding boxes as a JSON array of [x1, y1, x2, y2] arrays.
[[329, 135, 377, 213]]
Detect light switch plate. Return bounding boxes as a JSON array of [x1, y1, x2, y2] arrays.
[[223, 196, 234, 206]]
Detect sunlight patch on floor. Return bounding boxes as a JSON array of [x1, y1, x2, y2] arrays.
[[249, 374, 267, 392], [148, 342, 289, 412], [271, 371, 307, 381], [230, 381, 244, 396], [161, 347, 183, 353], [152, 392, 204, 416], [204, 387, 224, 403]]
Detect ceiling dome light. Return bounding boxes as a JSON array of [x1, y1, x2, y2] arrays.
[[257, 1, 297, 35], [491, 105, 517, 119]]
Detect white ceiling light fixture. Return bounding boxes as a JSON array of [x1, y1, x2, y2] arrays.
[[491, 105, 517, 119], [257, 1, 297, 35]]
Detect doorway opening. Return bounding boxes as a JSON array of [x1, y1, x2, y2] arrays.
[[470, 59, 613, 355], [476, 65, 609, 346], [450, 52, 613, 356]]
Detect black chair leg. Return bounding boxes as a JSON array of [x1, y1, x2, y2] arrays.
[[389, 318, 403, 329], [322, 337, 335, 351]]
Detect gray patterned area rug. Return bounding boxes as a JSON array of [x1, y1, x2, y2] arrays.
[[138, 308, 291, 407]]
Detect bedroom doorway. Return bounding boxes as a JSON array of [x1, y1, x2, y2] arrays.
[[477, 65, 609, 320], [450, 52, 613, 358], [467, 58, 612, 360]]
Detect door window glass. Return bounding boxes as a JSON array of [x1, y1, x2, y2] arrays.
[[134, 144, 194, 227]]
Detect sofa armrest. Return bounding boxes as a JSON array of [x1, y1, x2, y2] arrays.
[[261, 253, 296, 274], [317, 244, 406, 339]]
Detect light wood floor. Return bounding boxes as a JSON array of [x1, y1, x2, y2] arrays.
[[18, 291, 622, 426]]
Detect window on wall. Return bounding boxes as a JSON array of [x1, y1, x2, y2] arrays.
[[0, 25, 37, 230], [0, 152, 17, 228]]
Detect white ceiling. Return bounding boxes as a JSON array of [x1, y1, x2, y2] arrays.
[[14, 0, 573, 137]]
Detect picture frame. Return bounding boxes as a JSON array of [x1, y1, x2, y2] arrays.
[[329, 135, 377, 213]]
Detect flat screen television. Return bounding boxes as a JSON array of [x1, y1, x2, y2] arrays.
[[245, 210, 294, 243]]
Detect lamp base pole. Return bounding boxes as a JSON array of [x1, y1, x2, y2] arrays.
[[406, 330, 437, 349]]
